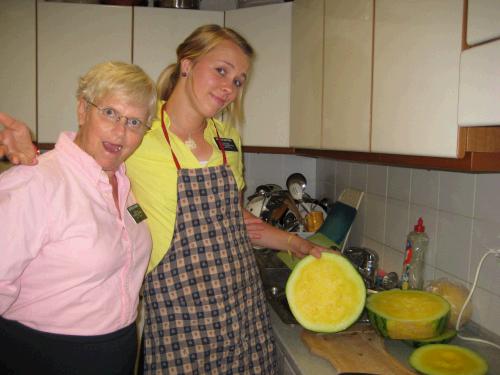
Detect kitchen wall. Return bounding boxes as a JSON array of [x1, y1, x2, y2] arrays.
[[244, 153, 500, 338]]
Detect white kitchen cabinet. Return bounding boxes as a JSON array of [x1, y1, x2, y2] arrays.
[[466, 0, 500, 45], [225, 3, 292, 147], [322, 0, 372, 152], [289, 0, 323, 149], [458, 40, 500, 126], [0, 0, 37, 139], [37, 2, 132, 143], [133, 7, 223, 84], [371, 0, 463, 157]]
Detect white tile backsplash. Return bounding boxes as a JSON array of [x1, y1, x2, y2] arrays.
[[367, 164, 388, 196], [436, 212, 473, 281], [244, 153, 500, 336], [364, 193, 386, 243], [438, 171, 475, 217], [385, 198, 410, 252], [335, 160, 350, 198], [388, 166, 411, 201], [475, 173, 500, 222], [411, 169, 440, 208], [350, 162, 367, 192]]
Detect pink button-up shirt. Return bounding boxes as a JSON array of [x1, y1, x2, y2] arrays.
[[0, 132, 151, 335]]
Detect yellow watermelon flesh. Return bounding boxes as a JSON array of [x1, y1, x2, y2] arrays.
[[409, 344, 488, 375], [286, 252, 366, 333]]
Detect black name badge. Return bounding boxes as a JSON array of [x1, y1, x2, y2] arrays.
[[127, 203, 147, 223], [215, 137, 238, 151]]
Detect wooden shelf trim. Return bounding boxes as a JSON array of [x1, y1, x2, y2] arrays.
[[243, 146, 500, 173], [40, 126, 500, 172]]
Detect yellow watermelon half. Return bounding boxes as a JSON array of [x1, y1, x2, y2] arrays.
[[285, 252, 366, 333], [409, 344, 488, 375], [366, 289, 450, 340]]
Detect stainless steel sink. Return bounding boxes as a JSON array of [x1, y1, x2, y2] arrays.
[[254, 249, 297, 325]]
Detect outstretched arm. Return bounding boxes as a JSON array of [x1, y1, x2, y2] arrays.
[[0, 112, 38, 165], [243, 208, 327, 259]]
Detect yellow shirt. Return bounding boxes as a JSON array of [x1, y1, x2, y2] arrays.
[[126, 101, 245, 272]]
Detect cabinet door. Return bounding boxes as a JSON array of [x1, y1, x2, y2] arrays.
[[322, 0, 372, 152], [371, 0, 463, 157], [458, 40, 500, 126], [225, 3, 292, 147], [133, 7, 223, 84], [37, 2, 132, 143], [0, 0, 36, 139], [467, 0, 500, 45], [289, 0, 323, 149]]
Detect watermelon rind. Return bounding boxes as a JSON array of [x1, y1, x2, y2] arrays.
[[366, 290, 450, 340], [285, 252, 366, 333], [404, 328, 457, 348], [409, 344, 488, 375]]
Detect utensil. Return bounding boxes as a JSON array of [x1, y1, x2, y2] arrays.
[[343, 247, 379, 289], [381, 272, 399, 290], [154, 0, 199, 9], [286, 173, 307, 201]]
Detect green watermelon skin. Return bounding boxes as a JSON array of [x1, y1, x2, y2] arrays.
[[403, 328, 457, 348]]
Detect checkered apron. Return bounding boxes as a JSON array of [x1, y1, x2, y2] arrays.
[[141, 111, 276, 374]]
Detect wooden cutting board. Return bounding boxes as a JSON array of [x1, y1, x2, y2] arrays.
[[301, 324, 416, 374]]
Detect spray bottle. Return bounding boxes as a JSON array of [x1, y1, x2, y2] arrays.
[[401, 217, 429, 290]]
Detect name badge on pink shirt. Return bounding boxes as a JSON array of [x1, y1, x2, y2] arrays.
[[127, 204, 147, 223]]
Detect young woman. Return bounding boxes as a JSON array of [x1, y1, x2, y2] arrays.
[[0, 25, 328, 374]]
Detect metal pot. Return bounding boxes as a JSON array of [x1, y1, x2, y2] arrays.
[[102, 0, 148, 5], [154, 0, 200, 9]]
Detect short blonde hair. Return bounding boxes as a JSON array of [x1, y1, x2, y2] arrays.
[[157, 24, 254, 126], [77, 61, 157, 125]]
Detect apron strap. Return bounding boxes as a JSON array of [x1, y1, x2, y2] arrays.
[[160, 103, 228, 170], [161, 102, 181, 170]]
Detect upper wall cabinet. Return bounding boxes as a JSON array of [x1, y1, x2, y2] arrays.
[[466, 0, 500, 45], [322, 0, 372, 152], [458, 40, 500, 126], [133, 8, 223, 84], [37, 2, 132, 143], [371, 0, 463, 158], [289, 0, 324, 149], [0, 0, 36, 139], [458, 0, 500, 127], [225, 3, 293, 147]]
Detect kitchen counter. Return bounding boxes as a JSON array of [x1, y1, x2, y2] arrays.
[[269, 305, 500, 375]]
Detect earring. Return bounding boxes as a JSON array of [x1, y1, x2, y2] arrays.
[[181, 72, 187, 77]]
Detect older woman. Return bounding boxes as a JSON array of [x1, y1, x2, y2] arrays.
[[0, 61, 156, 375]]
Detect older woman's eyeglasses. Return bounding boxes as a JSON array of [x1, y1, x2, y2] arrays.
[[86, 100, 150, 132]]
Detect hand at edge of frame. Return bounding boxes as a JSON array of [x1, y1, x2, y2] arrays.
[[0, 112, 38, 165]]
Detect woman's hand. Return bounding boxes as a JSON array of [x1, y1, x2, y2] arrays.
[[287, 234, 332, 259], [0, 112, 38, 165], [243, 210, 266, 241]]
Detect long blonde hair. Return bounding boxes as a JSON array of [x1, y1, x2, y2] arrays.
[[157, 24, 254, 126]]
